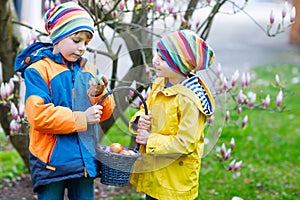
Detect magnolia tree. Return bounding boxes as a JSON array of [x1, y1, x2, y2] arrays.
[[0, 0, 295, 172]]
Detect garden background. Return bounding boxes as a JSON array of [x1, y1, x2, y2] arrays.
[[0, 0, 300, 199]]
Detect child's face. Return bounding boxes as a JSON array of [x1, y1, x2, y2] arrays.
[[153, 51, 181, 79], [53, 31, 92, 62]]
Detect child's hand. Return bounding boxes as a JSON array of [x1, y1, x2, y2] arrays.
[[85, 105, 103, 124], [136, 129, 150, 145], [88, 75, 108, 97], [138, 114, 152, 131]]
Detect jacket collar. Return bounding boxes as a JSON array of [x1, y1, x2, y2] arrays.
[[14, 42, 83, 77]]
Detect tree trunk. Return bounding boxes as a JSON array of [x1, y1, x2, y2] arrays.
[[289, 0, 300, 44], [0, 0, 28, 171]]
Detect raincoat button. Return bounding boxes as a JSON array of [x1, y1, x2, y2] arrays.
[[25, 57, 31, 63], [179, 161, 183, 166]]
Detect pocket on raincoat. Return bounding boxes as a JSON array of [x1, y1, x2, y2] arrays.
[[157, 158, 200, 192]]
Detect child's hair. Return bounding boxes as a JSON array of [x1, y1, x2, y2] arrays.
[[44, 2, 94, 44], [156, 30, 215, 76]]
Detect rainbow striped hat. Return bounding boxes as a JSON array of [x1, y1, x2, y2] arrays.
[[44, 2, 94, 44], [157, 30, 215, 76]]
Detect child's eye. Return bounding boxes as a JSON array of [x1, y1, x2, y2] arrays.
[[158, 53, 165, 61], [73, 39, 80, 43]]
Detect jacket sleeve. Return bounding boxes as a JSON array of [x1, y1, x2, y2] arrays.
[[24, 68, 87, 134], [87, 88, 116, 122], [145, 97, 207, 155]]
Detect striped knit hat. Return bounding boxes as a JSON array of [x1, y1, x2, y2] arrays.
[[44, 2, 94, 44], [157, 30, 215, 76]]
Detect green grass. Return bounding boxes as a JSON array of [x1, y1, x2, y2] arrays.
[[198, 64, 300, 199], [0, 151, 27, 180], [1, 64, 300, 199]]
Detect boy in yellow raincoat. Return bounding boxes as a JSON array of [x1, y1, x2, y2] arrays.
[[129, 30, 215, 200]]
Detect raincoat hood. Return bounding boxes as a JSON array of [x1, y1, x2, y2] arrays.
[[14, 42, 82, 77]]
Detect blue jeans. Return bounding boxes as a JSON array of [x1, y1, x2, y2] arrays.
[[37, 178, 94, 200], [146, 195, 157, 200]]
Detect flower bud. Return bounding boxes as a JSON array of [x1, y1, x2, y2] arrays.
[[275, 74, 280, 85], [167, 6, 173, 14], [264, 94, 271, 108], [237, 106, 242, 114], [119, 2, 125, 10], [44, 0, 50, 12], [231, 70, 240, 87], [245, 72, 251, 86], [237, 90, 244, 104], [223, 77, 228, 91], [228, 159, 236, 171], [221, 143, 226, 159], [248, 92, 256, 107], [290, 6, 296, 23], [282, 2, 287, 19], [276, 90, 283, 107], [225, 110, 230, 123], [0, 82, 6, 99], [241, 72, 246, 87], [230, 138, 235, 151], [208, 115, 214, 124], [224, 148, 231, 160], [241, 115, 248, 128], [270, 10, 275, 25], [217, 63, 222, 77], [234, 160, 243, 171], [10, 102, 19, 120], [18, 102, 26, 118]]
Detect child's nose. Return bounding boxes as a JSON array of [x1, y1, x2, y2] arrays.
[[78, 43, 86, 51], [152, 56, 159, 68]]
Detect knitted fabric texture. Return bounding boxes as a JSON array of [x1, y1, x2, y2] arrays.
[[44, 2, 94, 44], [157, 30, 215, 76]]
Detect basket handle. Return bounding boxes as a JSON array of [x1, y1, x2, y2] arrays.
[[97, 86, 148, 151]]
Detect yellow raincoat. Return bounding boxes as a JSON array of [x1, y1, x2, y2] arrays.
[[129, 75, 215, 200]]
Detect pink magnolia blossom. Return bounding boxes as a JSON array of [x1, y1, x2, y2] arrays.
[[241, 72, 246, 87], [241, 115, 248, 128], [248, 92, 256, 107], [119, 2, 125, 10], [0, 82, 7, 99], [230, 138, 235, 150], [224, 148, 231, 160], [270, 10, 275, 24], [18, 103, 26, 118], [275, 74, 280, 85], [276, 90, 283, 107], [9, 119, 21, 133], [222, 76, 228, 91], [234, 160, 243, 171], [237, 106, 242, 114], [290, 6, 296, 23], [10, 102, 19, 120], [221, 143, 226, 159], [228, 159, 236, 171], [231, 70, 240, 87], [216, 63, 222, 77], [245, 72, 251, 86], [264, 94, 271, 107], [44, 0, 50, 12], [225, 110, 230, 123], [167, 6, 173, 14], [208, 115, 214, 124], [282, 2, 287, 18], [237, 90, 244, 104]]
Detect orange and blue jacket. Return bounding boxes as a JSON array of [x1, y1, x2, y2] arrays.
[[14, 42, 115, 191]]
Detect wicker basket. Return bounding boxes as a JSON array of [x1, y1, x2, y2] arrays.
[[97, 147, 140, 186], [97, 86, 148, 186]]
